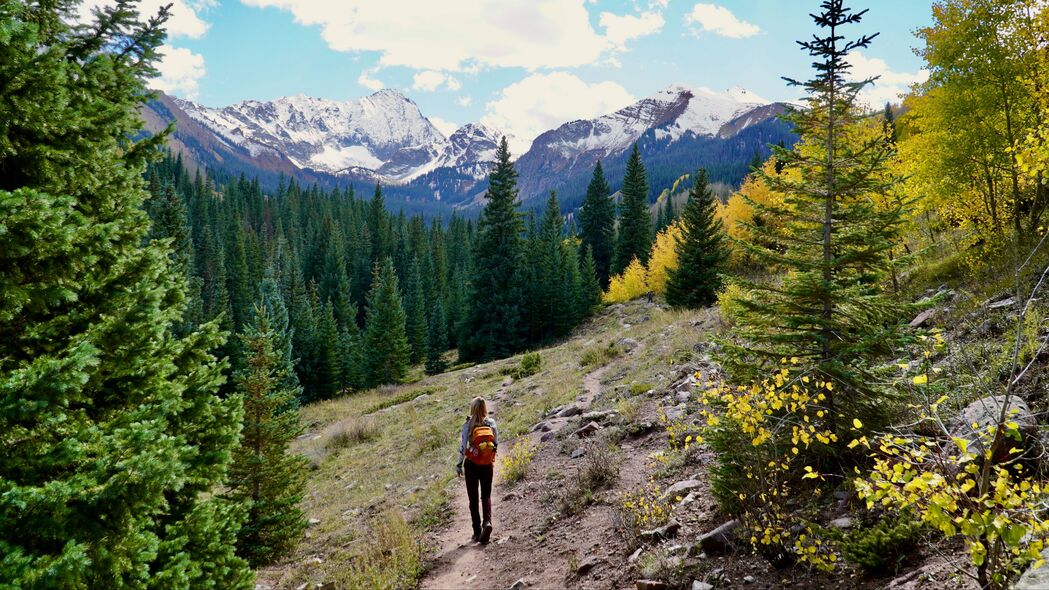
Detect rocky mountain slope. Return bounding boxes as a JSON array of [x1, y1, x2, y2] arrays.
[[146, 85, 795, 210]]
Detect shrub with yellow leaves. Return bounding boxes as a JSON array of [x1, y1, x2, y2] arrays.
[[603, 257, 649, 304], [645, 222, 682, 295], [500, 441, 537, 485], [697, 363, 840, 570], [618, 478, 673, 545], [854, 332, 1049, 590]]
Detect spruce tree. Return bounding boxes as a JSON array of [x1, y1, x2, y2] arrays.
[[425, 299, 450, 375], [578, 161, 615, 287], [665, 170, 729, 308], [721, 0, 909, 433], [579, 246, 603, 313], [226, 303, 309, 568], [258, 268, 299, 392], [0, 2, 250, 586], [404, 258, 429, 365], [614, 144, 652, 274], [459, 137, 526, 362], [364, 258, 411, 386]]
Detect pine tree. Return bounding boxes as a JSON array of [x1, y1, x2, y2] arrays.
[[579, 246, 603, 313], [665, 170, 729, 308], [0, 3, 250, 586], [404, 258, 429, 364], [257, 268, 299, 392], [459, 137, 526, 362], [364, 258, 411, 386], [425, 299, 450, 375], [721, 0, 910, 433], [312, 298, 340, 400], [578, 161, 615, 287], [614, 144, 652, 274], [226, 303, 309, 567]]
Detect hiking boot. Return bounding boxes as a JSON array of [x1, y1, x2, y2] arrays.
[[471, 531, 480, 543], [480, 520, 493, 544]]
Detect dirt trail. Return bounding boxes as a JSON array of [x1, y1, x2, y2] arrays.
[[421, 365, 610, 590]]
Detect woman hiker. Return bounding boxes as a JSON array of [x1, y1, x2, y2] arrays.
[[456, 396, 498, 544]]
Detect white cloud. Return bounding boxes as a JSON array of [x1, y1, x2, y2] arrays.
[[685, 3, 760, 38], [79, 0, 213, 39], [357, 70, 385, 91], [412, 71, 462, 92], [456, 96, 473, 107], [239, 0, 655, 72], [481, 72, 635, 154], [846, 51, 929, 108], [600, 11, 664, 48], [429, 117, 460, 137], [154, 45, 206, 98]]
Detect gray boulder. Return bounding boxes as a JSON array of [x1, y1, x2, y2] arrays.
[[697, 520, 739, 555]]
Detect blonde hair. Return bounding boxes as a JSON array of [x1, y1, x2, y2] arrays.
[[466, 397, 488, 433]]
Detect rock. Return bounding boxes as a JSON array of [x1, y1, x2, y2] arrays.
[[828, 517, 854, 530], [954, 395, 1038, 460], [540, 431, 557, 443], [531, 421, 552, 433], [576, 556, 604, 575], [618, 338, 640, 352], [743, 575, 755, 583], [575, 421, 603, 438], [307, 518, 321, 527], [674, 391, 690, 404], [909, 308, 937, 328], [558, 404, 583, 418], [676, 492, 698, 508], [664, 404, 687, 421], [570, 447, 586, 459], [581, 409, 618, 423], [635, 581, 669, 590], [988, 296, 1017, 309], [628, 548, 644, 564], [503, 492, 520, 501], [508, 580, 529, 590], [640, 519, 681, 542], [661, 479, 703, 502], [691, 582, 714, 590], [1016, 547, 1049, 589], [697, 520, 739, 555], [502, 376, 514, 387]]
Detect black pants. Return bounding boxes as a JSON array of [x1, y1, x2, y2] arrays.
[[464, 459, 493, 534]]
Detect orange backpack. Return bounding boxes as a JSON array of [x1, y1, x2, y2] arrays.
[[467, 425, 496, 465]]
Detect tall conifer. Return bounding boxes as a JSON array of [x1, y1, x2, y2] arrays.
[[364, 258, 411, 386], [459, 138, 526, 362], [614, 144, 652, 274], [578, 161, 615, 287], [665, 170, 729, 308], [0, 2, 250, 585]]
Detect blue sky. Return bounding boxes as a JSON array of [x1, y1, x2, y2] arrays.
[[129, 0, 934, 143]]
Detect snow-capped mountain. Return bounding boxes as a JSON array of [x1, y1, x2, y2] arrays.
[[514, 84, 779, 197], [145, 83, 794, 210]]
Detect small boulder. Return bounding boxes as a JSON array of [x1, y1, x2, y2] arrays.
[[618, 338, 640, 352], [575, 421, 603, 438], [307, 518, 321, 527], [581, 409, 619, 423], [531, 421, 553, 433], [697, 520, 739, 555], [691, 582, 714, 590], [628, 548, 644, 564], [640, 519, 681, 542], [661, 479, 703, 502], [576, 556, 604, 575], [987, 296, 1017, 309], [743, 575, 755, 584], [635, 581, 669, 590], [953, 395, 1038, 460], [558, 405, 583, 418], [570, 447, 586, 459], [664, 404, 687, 421], [508, 580, 529, 590], [503, 491, 520, 502], [909, 308, 937, 328], [827, 517, 854, 530], [1014, 548, 1049, 589]]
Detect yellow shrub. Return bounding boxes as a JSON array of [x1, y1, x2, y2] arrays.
[[620, 479, 672, 533], [603, 257, 649, 303], [500, 441, 536, 485], [715, 282, 748, 325], [645, 223, 682, 295]]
